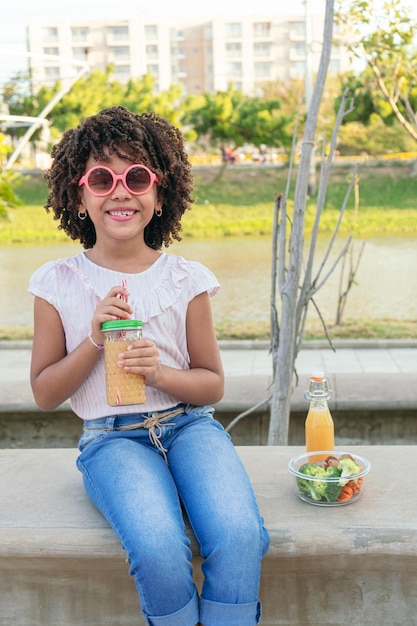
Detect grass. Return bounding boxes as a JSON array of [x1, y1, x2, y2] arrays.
[[1, 319, 416, 342], [217, 318, 417, 341], [1, 162, 417, 245]]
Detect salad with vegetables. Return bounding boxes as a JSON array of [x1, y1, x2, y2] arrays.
[[296, 453, 364, 503]]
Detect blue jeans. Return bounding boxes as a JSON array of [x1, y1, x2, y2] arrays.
[[76, 404, 270, 626]]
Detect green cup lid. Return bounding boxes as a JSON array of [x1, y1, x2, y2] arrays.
[[101, 320, 142, 331]]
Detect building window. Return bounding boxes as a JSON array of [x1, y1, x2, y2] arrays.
[[253, 22, 271, 38], [71, 27, 89, 42], [114, 46, 130, 60], [42, 27, 58, 41], [292, 41, 306, 56], [225, 42, 242, 57], [44, 66, 60, 79], [111, 26, 129, 41], [225, 22, 242, 38], [113, 65, 130, 81], [289, 20, 305, 38], [254, 61, 272, 79], [43, 47, 59, 57], [226, 62, 242, 78], [147, 64, 159, 77], [329, 59, 340, 72], [145, 25, 158, 40], [72, 47, 88, 61], [253, 42, 271, 57], [292, 60, 306, 77], [146, 44, 158, 59]]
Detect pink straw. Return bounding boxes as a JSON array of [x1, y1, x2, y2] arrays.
[[118, 278, 129, 337], [120, 278, 128, 303]]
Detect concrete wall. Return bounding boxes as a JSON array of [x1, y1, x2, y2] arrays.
[[2, 407, 417, 448]]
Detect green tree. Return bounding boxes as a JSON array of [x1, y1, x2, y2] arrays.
[[337, 114, 417, 155], [183, 84, 293, 156], [261, 76, 343, 146], [46, 67, 125, 133], [2, 72, 45, 142], [123, 75, 185, 127], [334, 73, 377, 125], [3, 68, 188, 143], [0, 133, 23, 219], [336, 0, 417, 143]]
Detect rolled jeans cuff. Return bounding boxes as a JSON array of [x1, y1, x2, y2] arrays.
[[200, 596, 262, 626], [146, 587, 199, 626]]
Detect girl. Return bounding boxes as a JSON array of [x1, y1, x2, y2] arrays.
[[29, 106, 269, 626]]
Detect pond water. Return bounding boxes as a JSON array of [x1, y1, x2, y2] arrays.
[[1, 235, 416, 327]]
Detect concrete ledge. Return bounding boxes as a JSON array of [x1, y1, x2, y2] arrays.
[[2, 340, 417, 418], [218, 339, 417, 350], [219, 372, 417, 413], [2, 446, 417, 625]]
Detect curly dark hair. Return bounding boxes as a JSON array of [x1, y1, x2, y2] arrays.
[[43, 106, 194, 249]]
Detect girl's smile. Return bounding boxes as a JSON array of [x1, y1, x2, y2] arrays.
[[107, 208, 138, 220]]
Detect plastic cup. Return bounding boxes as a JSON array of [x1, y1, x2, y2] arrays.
[[101, 320, 146, 407]]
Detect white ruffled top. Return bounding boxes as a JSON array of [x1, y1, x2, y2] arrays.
[[28, 251, 220, 419]]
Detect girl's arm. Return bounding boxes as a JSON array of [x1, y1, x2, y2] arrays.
[[30, 286, 132, 411], [30, 297, 101, 410], [119, 292, 224, 406]]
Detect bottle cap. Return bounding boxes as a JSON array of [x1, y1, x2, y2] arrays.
[[101, 320, 142, 331], [305, 372, 332, 400], [310, 371, 325, 381]]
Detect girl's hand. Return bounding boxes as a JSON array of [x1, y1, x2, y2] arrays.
[[90, 285, 133, 344], [117, 339, 161, 386]]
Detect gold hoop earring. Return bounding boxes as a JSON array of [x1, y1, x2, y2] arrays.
[[155, 208, 162, 217], [78, 211, 87, 220]]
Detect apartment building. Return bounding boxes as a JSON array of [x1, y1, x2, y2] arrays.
[[27, 13, 349, 96]]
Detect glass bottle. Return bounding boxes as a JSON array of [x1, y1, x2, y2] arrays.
[[304, 372, 334, 458]]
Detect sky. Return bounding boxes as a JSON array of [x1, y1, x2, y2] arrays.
[[0, 0, 323, 86]]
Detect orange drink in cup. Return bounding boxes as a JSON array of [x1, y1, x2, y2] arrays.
[[101, 320, 146, 407]]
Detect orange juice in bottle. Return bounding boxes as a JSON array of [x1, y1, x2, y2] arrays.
[[305, 372, 334, 461]]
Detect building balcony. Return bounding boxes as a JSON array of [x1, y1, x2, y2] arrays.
[[106, 34, 131, 47]]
